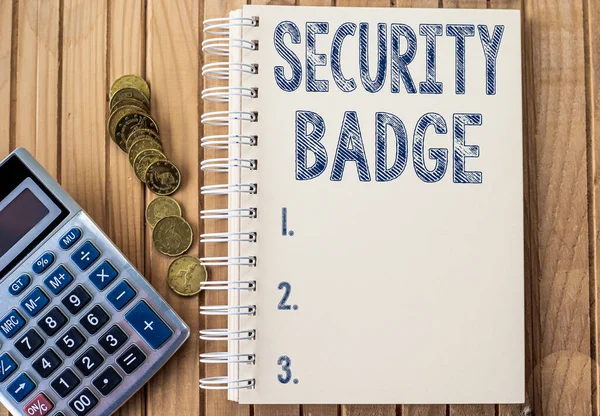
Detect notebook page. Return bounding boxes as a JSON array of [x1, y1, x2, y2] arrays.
[[237, 5, 523, 404]]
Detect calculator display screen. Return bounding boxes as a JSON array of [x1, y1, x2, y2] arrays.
[[0, 154, 69, 281], [0, 178, 62, 273]]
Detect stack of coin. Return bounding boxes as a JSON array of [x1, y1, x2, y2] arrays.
[[108, 75, 182, 196], [145, 196, 206, 296]]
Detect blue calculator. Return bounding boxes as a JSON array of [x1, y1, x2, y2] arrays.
[[0, 148, 190, 416]]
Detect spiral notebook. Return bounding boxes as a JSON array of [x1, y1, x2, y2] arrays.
[[199, 5, 524, 404]]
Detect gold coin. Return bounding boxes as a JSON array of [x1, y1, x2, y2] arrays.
[[134, 150, 166, 182], [111, 97, 149, 113], [153, 216, 193, 257], [128, 138, 163, 166], [107, 105, 142, 151], [117, 112, 159, 155], [167, 256, 207, 296], [146, 196, 182, 229], [110, 75, 151, 101], [145, 160, 181, 196], [110, 87, 150, 112], [126, 128, 162, 152]]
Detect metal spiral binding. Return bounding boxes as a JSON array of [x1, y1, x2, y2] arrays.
[[200, 14, 258, 392]]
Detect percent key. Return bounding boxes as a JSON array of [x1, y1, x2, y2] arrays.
[[24, 393, 53, 416]]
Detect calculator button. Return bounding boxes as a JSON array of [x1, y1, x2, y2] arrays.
[[32, 252, 55, 275], [7, 373, 36, 402], [70, 241, 101, 271], [43, 265, 74, 295], [32, 349, 62, 378], [116, 344, 146, 374], [38, 307, 68, 337], [69, 388, 98, 416], [74, 347, 104, 377], [20, 287, 50, 317], [54, 413, 65, 416], [89, 260, 119, 291], [93, 366, 122, 396], [8, 274, 31, 296], [62, 285, 92, 315], [107, 281, 136, 311], [51, 368, 80, 398], [80, 305, 110, 335], [56, 327, 86, 356], [0, 309, 26, 339], [23, 392, 54, 416], [0, 353, 17, 382], [99, 325, 128, 355], [125, 301, 173, 349], [59, 227, 82, 250], [16, 328, 44, 358]]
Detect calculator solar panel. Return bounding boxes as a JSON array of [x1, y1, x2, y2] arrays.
[[0, 148, 190, 416]]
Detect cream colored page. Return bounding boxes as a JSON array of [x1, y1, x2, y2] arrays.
[[237, 5, 523, 404]]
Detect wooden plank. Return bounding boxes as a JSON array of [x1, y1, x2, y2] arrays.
[[0, 0, 13, 161], [145, 1, 200, 415], [523, 0, 592, 414], [588, 0, 600, 412], [107, 1, 146, 415], [61, 0, 107, 226], [449, 405, 494, 416], [0, 0, 12, 407], [302, 404, 339, 416], [14, 0, 60, 175], [404, 406, 446, 416], [200, 0, 252, 413], [255, 406, 302, 416]]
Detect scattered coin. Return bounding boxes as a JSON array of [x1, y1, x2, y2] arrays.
[[129, 137, 163, 166], [110, 86, 150, 112], [134, 150, 167, 182], [117, 111, 159, 154], [146, 196, 182, 228], [153, 216, 193, 257], [145, 160, 181, 196], [110, 75, 151, 102], [167, 256, 207, 296], [126, 128, 162, 152]]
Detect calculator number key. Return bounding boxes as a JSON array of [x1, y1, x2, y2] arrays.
[[32, 349, 62, 378], [69, 388, 98, 416], [80, 305, 110, 335], [74, 347, 104, 377], [16, 329, 44, 358], [62, 285, 91, 315], [116, 344, 146, 374], [99, 325, 128, 355], [51, 368, 80, 398], [38, 307, 67, 337], [23, 392, 54, 416], [93, 366, 122, 396], [56, 327, 86, 356]]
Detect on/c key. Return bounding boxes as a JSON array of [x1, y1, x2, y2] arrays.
[[23, 393, 54, 416]]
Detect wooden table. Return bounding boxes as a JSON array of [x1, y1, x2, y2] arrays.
[[0, 0, 594, 415]]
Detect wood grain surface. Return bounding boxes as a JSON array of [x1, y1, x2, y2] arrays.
[[0, 0, 595, 415]]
